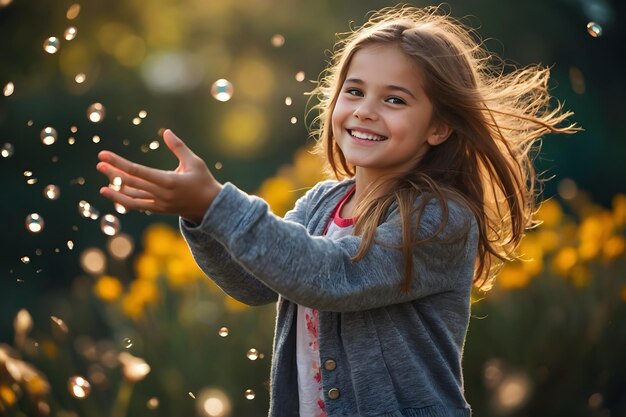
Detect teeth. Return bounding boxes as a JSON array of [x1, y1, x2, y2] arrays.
[[349, 130, 387, 141]]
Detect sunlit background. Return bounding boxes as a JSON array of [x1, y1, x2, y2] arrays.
[[1, 0, 625, 416]]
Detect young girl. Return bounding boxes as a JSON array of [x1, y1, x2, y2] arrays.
[[96, 5, 577, 416]]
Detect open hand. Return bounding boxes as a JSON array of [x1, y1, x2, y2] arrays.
[[96, 129, 222, 224]]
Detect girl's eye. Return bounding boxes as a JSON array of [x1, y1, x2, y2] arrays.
[[344, 88, 363, 97], [386, 97, 406, 105]]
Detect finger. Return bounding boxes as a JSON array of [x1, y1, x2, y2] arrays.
[[119, 184, 155, 199], [97, 161, 164, 197], [163, 129, 198, 167], [98, 151, 173, 187], [99, 187, 160, 213]]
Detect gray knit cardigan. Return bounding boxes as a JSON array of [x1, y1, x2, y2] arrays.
[[180, 179, 478, 417]]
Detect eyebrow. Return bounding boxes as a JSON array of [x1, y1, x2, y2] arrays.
[[344, 78, 417, 100]]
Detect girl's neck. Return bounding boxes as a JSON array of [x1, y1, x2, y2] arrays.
[[345, 169, 392, 218]]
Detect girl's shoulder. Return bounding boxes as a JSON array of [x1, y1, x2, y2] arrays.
[[388, 193, 477, 240], [285, 178, 355, 227], [303, 178, 355, 203]]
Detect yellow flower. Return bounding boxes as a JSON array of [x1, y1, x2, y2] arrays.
[[578, 240, 600, 261], [536, 229, 560, 254], [121, 294, 145, 320], [561, 222, 579, 246], [613, 194, 626, 228], [166, 257, 193, 288], [143, 223, 178, 258], [257, 176, 297, 217], [94, 275, 123, 302], [603, 235, 625, 260], [166, 239, 202, 287], [135, 254, 161, 281], [292, 148, 326, 187], [578, 213, 613, 261], [129, 280, 160, 305], [24, 374, 49, 396], [536, 199, 563, 228], [224, 295, 249, 312], [497, 263, 532, 290], [517, 235, 544, 276], [552, 247, 578, 276], [0, 384, 17, 407]]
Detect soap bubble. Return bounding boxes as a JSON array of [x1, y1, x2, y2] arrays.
[[26, 213, 44, 233], [41, 127, 57, 145], [64, 27, 77, 41], [218, 327, 229, 337], [68, 376, 91, 398], [44, 37, 60, 54], [87, 103, 106, 123], [211, 79, 234, 102], [110, 177, 123, 191], [79, 200, 100, 220], [586, 21, 602, 38], [1, 143, 14, 158], [43, 185, 60, 200], [244, 389, 255, 400], [3, 82, 14, 96], [246, 348, 259, 360], [101, 214, 121, 236]]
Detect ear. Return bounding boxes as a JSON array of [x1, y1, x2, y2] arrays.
[[426, 122, 452, 146]]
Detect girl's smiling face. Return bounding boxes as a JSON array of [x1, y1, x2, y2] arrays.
[[332, 44, 449, 181]]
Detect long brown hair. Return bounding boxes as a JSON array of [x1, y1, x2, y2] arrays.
[[309, 5, 579, 291]]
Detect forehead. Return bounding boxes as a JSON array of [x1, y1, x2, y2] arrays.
[[345, 44, 424, 88]]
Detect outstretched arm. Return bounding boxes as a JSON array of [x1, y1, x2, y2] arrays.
[[97, 130, 277, 305], [97, 129, 222, 225]]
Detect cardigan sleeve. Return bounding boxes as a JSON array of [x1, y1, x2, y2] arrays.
[[180, 220, 278, 306], [196, 182, 478, 312], [179, 181, 333, 306]]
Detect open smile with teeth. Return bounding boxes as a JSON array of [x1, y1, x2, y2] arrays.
[[348, 129, 388, 142]]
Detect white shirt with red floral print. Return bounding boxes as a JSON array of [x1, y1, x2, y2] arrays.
[[296, 187, 354, 417]]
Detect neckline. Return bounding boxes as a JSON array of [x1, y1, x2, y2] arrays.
[[322, 184, 356, 235], [333, 185, 356, 227]]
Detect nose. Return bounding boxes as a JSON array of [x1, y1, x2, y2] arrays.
[[353, 101, 379, 121]]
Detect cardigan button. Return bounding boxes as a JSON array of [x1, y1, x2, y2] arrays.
[[324, 359, 337, 371], [327, 388, 340, 400]]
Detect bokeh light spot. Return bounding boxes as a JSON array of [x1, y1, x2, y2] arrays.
[[41, 127, 57, 145], [87, 103, 106, 123], [3, 82, 14, 96], [44, 37, 60, 54], [80, 248, 106, 275], [211, 79, 234, 102], [43, 185, 60, 200], [108, 234, 134, 260], [26, 213, 44, 233], [1, 143, 14, 158], [68, 376, 91, 399], [586, 21, 602, 37], [101, 214, 121, 236]]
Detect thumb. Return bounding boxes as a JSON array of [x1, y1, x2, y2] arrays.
[[163, 129, 196, 165]]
